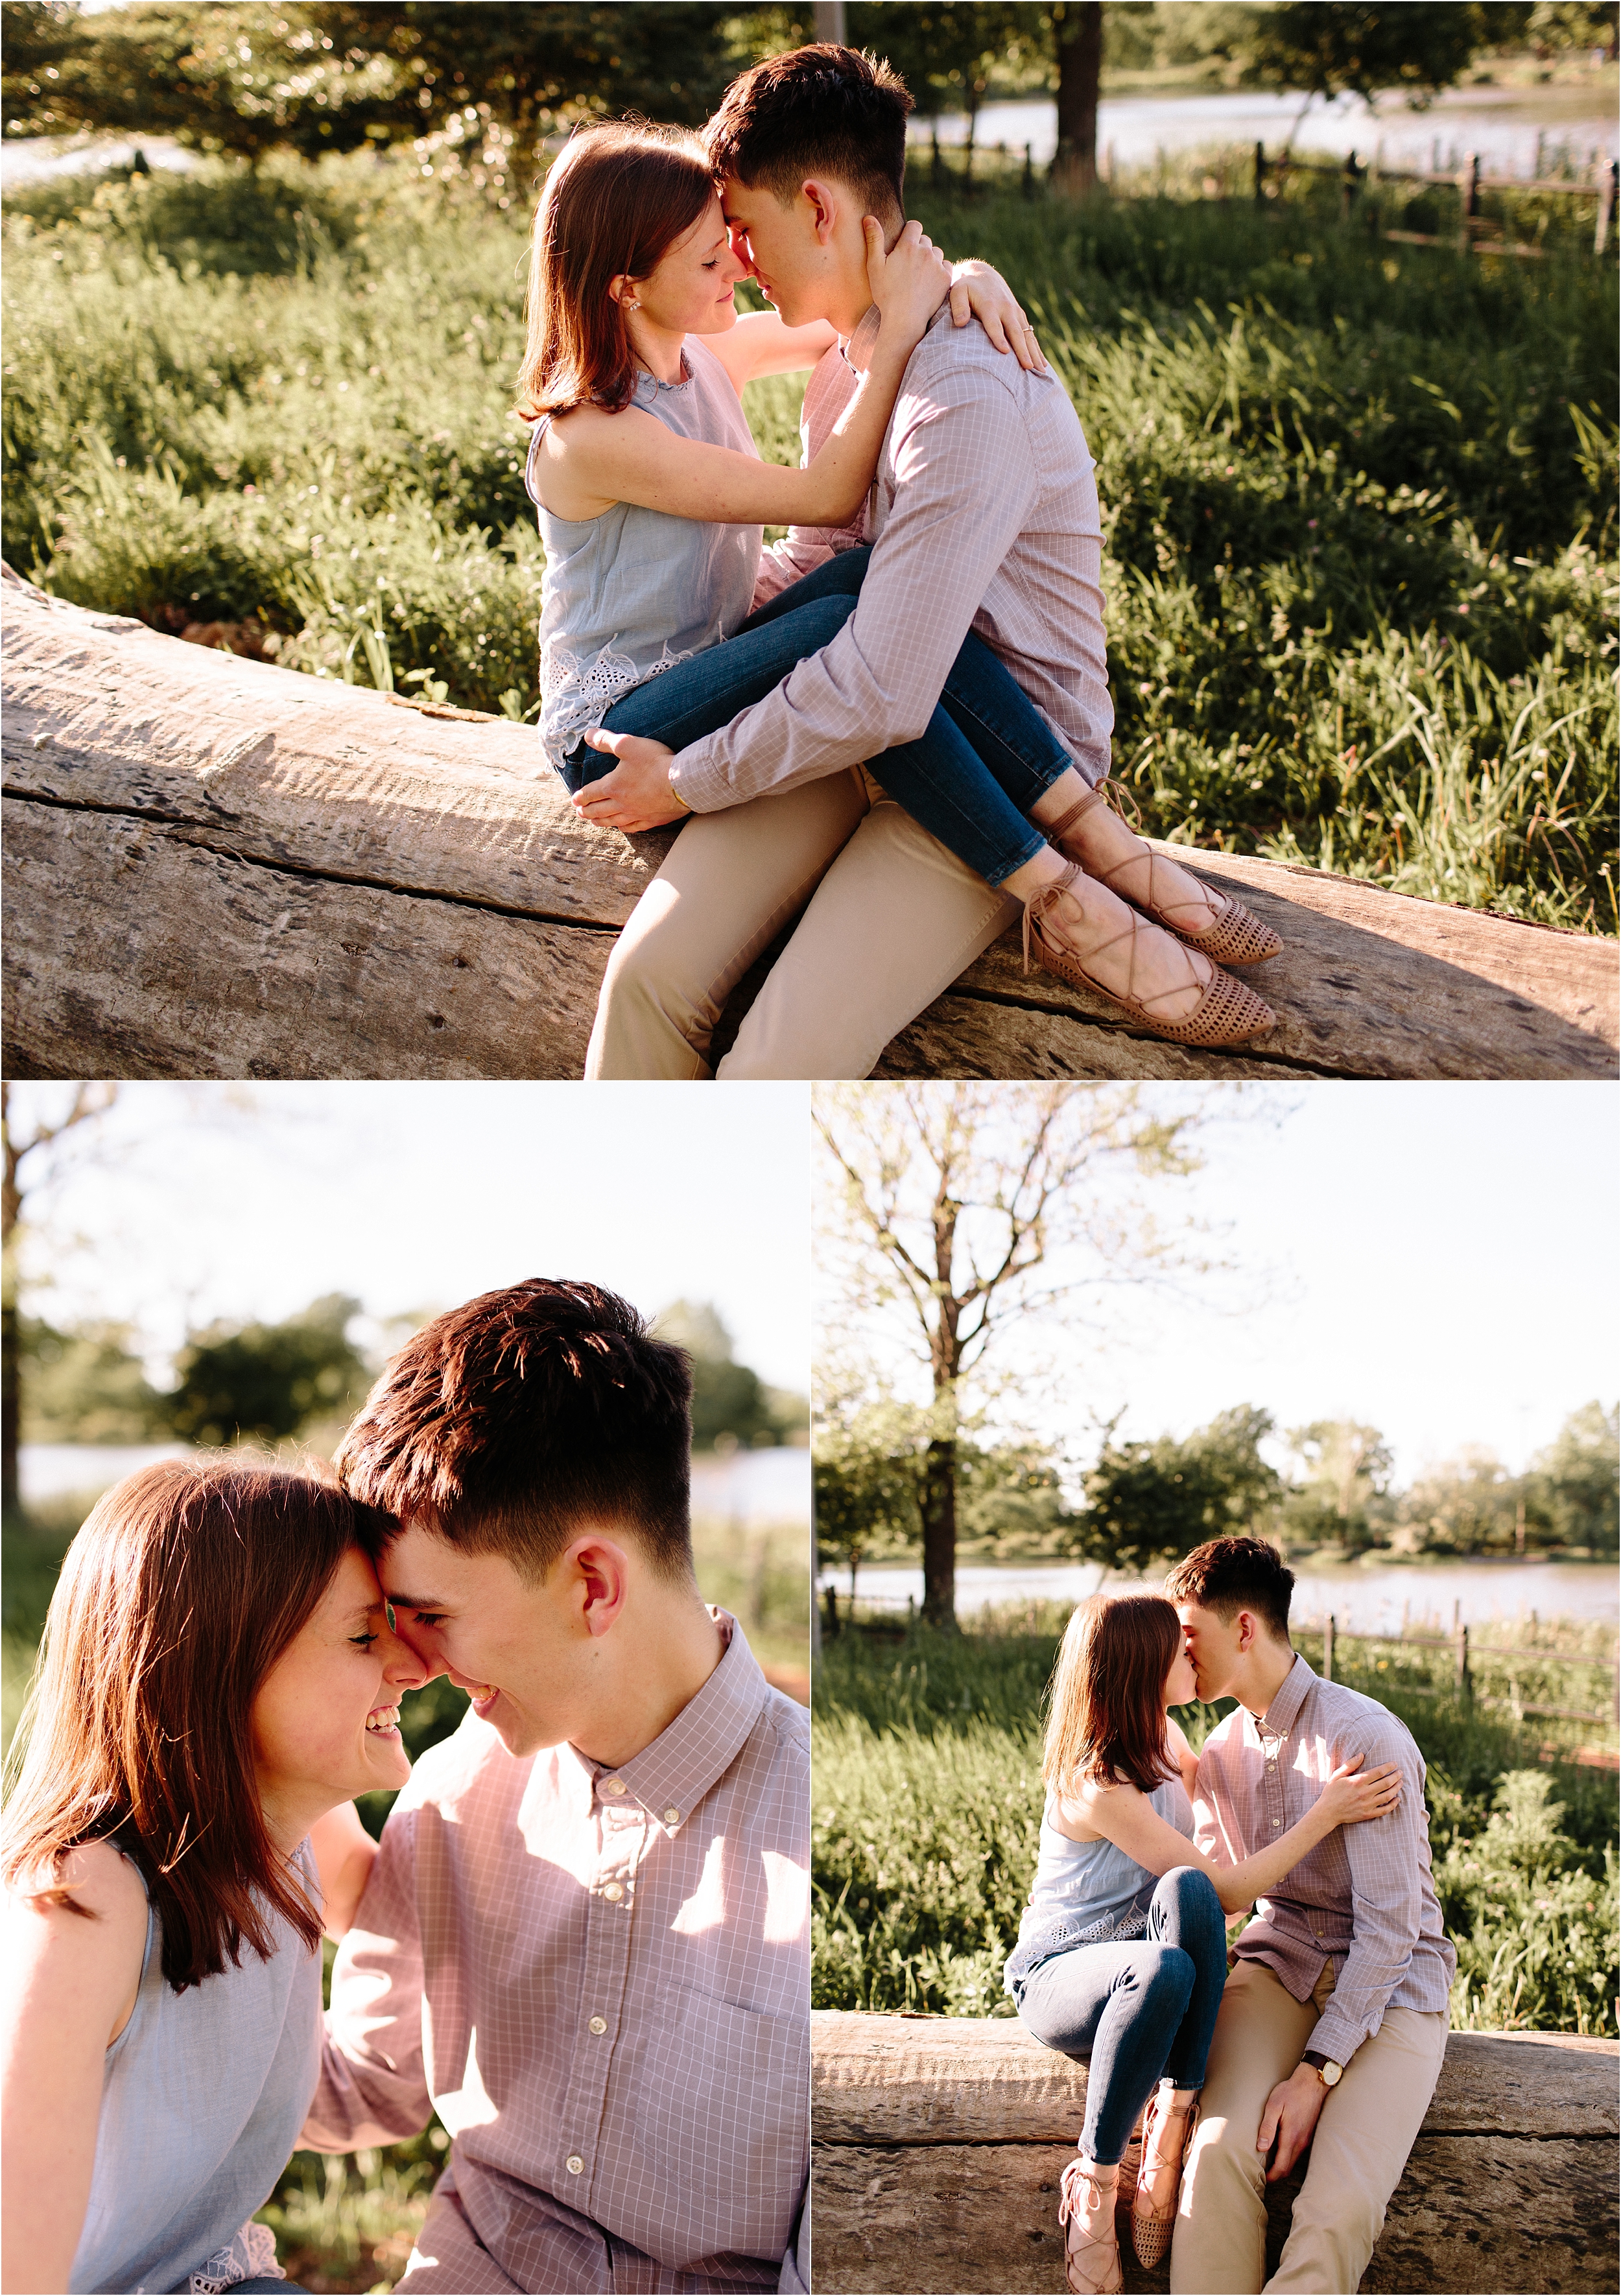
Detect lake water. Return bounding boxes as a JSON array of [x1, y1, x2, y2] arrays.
[[19, 1439, 810, 1529], [6, 81, 1613, 193], [825, 1557, 1619, 1633], [912, 82, 1618, 178]]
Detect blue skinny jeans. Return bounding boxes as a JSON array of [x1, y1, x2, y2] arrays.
[[562, 545, 1076, 886], [1010, 1866, 1228, 2166]]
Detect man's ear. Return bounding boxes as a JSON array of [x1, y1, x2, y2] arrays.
[[567, 1535, 632, 1637], [800, 176, 841, 245]]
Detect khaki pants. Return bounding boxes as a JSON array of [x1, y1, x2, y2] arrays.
[[584, 769, 1019, 1080], [1170, 1957, 1447, 2296]]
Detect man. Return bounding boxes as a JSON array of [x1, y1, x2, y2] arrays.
[[1163, 1537, 1454, 2295], [301, 1279, 810, 2295], [574, 43, 1244, 1079]]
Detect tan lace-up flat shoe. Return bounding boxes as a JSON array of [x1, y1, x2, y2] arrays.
[[1131, 2089, 1200, 2268], [1023, 863, 1277, 1047], [1046, 785, 1283, 966], [1058, 2157, 1123, 2295]]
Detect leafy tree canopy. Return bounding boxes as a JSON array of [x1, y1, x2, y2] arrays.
[[1078, 1402, 1282, 1574], [655, 1297, 807, 1452], [167, 1290, 368, 1445], [1244, 3, 1544, 106], [1, 1, 740, 162]]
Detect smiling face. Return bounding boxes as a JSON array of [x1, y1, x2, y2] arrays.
[[626, 193, 746, 338], [380, 1520, 588, 1760], [250, 1547, 425, 1834]]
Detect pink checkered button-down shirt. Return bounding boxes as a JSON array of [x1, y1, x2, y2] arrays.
[[670, 298, 1113, 812], [302, 1615, 809, 2294], [1193, 1655, 1456, 2068]]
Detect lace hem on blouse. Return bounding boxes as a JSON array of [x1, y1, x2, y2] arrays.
[[182, 2219, 283, 2293], [538, 634, 696, 770]]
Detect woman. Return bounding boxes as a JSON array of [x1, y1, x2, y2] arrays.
[[1, 1460, 423, 2296], [520, 123, 1277, 1053], [1004, 1594, 1401, 2295]]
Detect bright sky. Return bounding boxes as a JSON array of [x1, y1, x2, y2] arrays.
[[14, 1080, 1616, 1478], [815, 1081, 1620, 1484], [12, 1083, 809, 1393]]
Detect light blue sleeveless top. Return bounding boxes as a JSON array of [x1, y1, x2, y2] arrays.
[[527, 333, 763, 773], [1019, 1773, 1196, 1949], [68, 1843, 322, 2295]]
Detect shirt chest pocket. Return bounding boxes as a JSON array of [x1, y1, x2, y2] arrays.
[[620, 1985, 807, 2267]]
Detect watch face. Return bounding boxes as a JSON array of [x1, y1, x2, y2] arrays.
[[1320, 2061, 1343, 2086]]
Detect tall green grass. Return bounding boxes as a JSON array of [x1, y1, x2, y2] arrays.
[[4, 149, 1616, 926], [812, 1613, 1620, 2033]]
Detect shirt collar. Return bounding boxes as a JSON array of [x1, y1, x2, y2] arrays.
[[582, 1609, 768, 1840], [842, 303, 882, 377], [842, 294, 949, 380], [1257, 1651, 1315, 1740]]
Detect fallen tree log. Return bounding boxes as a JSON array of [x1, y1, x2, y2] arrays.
[[5, 572, 1615, 1080], [811, 2011, 1619, 2295]]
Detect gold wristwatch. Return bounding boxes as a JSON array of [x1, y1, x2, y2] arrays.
[[1301, 2050, 1343, 2088]]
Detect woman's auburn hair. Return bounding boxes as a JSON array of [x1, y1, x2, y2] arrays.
[[1, 1458, 381, 1992], [517, 119, 719, 425], [1043, 1592, 1182, 1801]]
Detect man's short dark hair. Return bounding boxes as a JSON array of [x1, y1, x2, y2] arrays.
[[1164, 1536, 1295, 1644], [335, 1279, 693, 1582], [705, 42, 912, 222]]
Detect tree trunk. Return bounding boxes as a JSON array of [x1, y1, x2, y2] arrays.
[[1, 1292, 19, 1514], [1052, 1, 1102, 196], [921, 1431, 958, 1627]]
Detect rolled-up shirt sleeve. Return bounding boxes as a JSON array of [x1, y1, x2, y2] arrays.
[[670, 370, 1040, 812], [1305, 1728, 1430, 2065], [301, 1805, 433, 2151]]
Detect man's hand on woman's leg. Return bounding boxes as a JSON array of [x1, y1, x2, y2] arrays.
[[572, 730, 687, 832]]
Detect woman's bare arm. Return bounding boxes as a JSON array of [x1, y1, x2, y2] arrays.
[[1, 1845, 148, 2295], [308, 1802, 380, 1941], [704, 311, 839, 392], [705, 259, 1045, 393], [1059, 1756, 1403, 1917]]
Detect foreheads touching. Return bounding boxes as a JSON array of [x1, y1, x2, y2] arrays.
[[333, 1277, 696, 1593], [705, 42, 912, 233]]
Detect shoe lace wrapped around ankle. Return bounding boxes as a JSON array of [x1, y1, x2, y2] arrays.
[[1022, 862, 1083, 977], [1059, 2155, 1115, 2223]]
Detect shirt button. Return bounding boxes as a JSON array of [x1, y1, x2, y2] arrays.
[[1272, 1817, 1282, 1829], [663, 1807, 681, 1825], [565, 2154, 584, 2175], [603, 1882, 624, 1902], [588, 2015, 607, 2035], [602, 1777, 626, 1797]]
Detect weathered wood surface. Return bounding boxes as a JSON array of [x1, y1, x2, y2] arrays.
[[810, 2013, 1620, 2294], [5, 572, 1616, 1080]]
